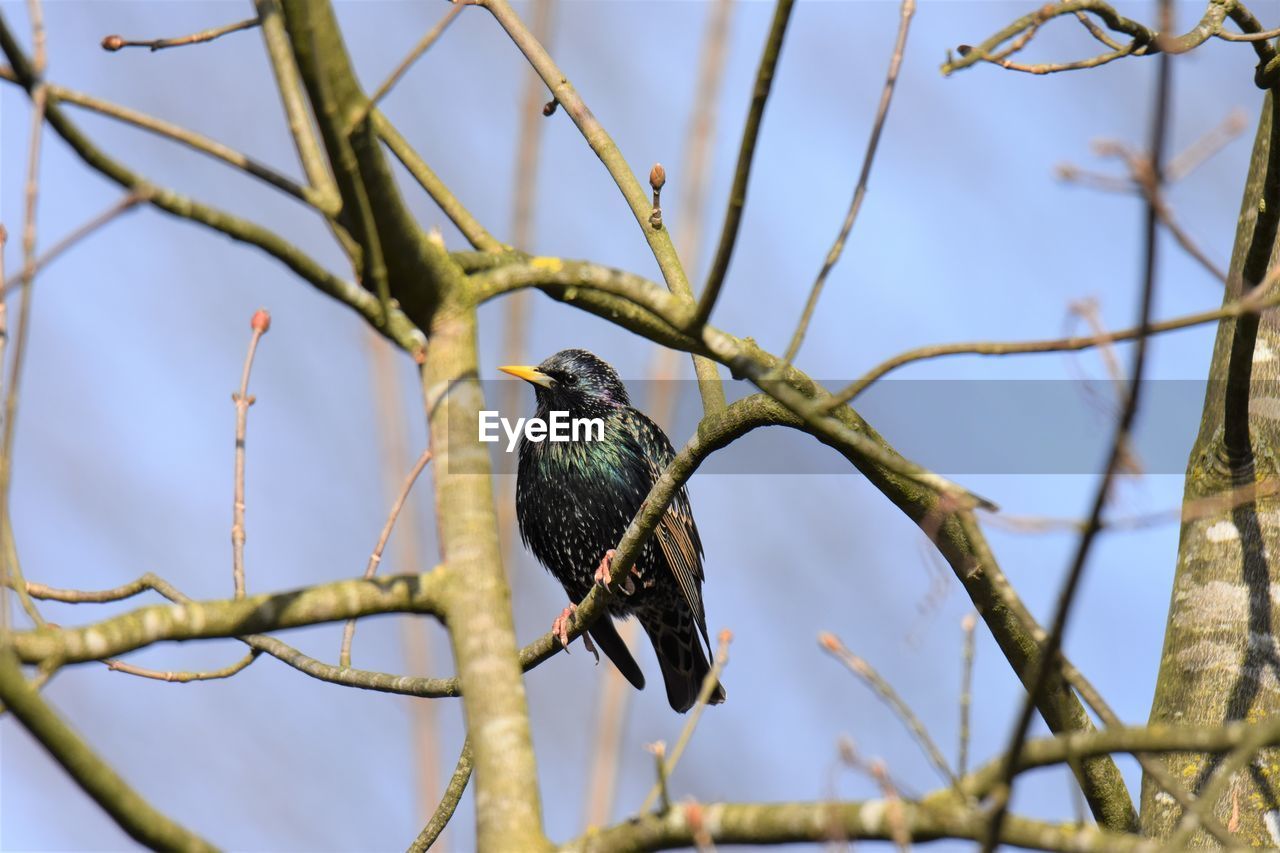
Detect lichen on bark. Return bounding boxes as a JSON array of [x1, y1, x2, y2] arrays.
[[1144, 91, 1280, 845]]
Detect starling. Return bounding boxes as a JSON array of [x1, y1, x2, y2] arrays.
[[501, 349, 726, 713]]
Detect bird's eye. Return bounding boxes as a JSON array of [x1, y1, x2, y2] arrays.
[[561, 373, 578, 387]]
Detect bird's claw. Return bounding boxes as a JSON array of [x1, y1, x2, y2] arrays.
[[551, 603, 599, 662], [593, 549, 617, 586], [594, 549, 636, 595], [553, 604, 576, 651]]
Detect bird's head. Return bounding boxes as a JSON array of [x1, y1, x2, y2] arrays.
[[499, 349, 631, 413]]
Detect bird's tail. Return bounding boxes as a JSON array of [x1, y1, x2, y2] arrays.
[[640, 610, 726, 713], [589, 617, 645, 691]]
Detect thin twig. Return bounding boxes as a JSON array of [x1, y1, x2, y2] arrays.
[[101, 16, 260, 52], [497, 0, 555, 571], [479, 0, 726, 413], [339, 446, 432, 666], [364, 331, 443, 833], [1, 0, 47, 630], [982, 42, 1139, 75], [639, 630, 732, 813], [1072, 9, 1123, 50], [676, 0, 734, 307], [347, 4, 464, 132], [982, 2, 1172, 845], [783, 0, 915, 363], [1163, 108, 1248, 182], [648, 741, 672, 813], [103, 650, 260, 682], [253, 0, 341, 211], [1, 192, 144, 297], [408, 737, 474, 852], [0, 20, 424, 353], [820, 632, 960, 791], [582, 0, 732, 827], [0, 646, 218, 851], [1216, 24, 1280, 42], [1061, 151, 1228, 284], [231, 310, 271, 599], [822, 266, 1280, 408], [958, 613, 976, 778], [693, 0, 794, 325], [376, 113, 504, 253], [0, 73, 326, 210]]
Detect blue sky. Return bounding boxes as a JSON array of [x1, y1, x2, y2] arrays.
[[0, 1, 1266, 850]]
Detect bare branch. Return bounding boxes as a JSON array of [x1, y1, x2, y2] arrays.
[[783, 0, 914, 364], [477, 0, 726, 412], [695, 0, 792, 326], [104, 650, 261, 683], [0, 13, 426, 355], [377, 115, 504, 253], [348, 4, 464, 132], [0, 70, 331, 212], [1, 0, 48, 632], [0, 646, 217, 851], [983, 3, 1174, 842], [820, 632, 958, 791], [339, 447, 432, 666], [9, 570, 449, 666], [1, 192, 145, 297], [558, 799, 1152, 852], [639, 631, 733, 813], [408, 737, 474, 851], [102, 16, 259, 52], [958, 613, 976, 778], [231, 310, 270, 599], [822, 269, 1280, 408]]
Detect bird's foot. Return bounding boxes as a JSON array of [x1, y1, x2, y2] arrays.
[[552, 604, 577, 650], [594, 549, 635, 595], [551, 604, 599, 662], [593, 550, 617, 586]]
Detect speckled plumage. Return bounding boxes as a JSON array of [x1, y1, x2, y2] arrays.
[[511, 349, 725, 713]]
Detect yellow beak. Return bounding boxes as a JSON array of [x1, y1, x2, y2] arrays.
[[498, 364, 554, 388]]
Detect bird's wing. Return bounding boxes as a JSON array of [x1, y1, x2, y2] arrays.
[[632, 414, 710, 650], [654, 490, 710, 649]]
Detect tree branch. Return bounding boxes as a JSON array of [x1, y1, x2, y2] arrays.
[[477, 0, 726, 412], [0, 646, 217, 852], [9, 570, 447, 666], [695, 0, 794, 326], [0, 12, 425, 354], [557, 799, 1152, 853]]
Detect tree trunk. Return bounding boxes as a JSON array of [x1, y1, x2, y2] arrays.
[[1143, 92, 1280, 845]]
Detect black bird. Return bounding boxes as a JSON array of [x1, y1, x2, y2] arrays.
[[501, 349, 725, 713]]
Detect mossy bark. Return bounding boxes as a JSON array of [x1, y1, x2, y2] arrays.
[[423, 302, 551, 852], [1142, 93, 1280, 844]]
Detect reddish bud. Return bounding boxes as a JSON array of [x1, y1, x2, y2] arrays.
[[542, 99, 559, 117], [101, 34, 126, 51], [649, 163, 666, 191], [250, 309, 271, 333], [818, 631, 841, 652]]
